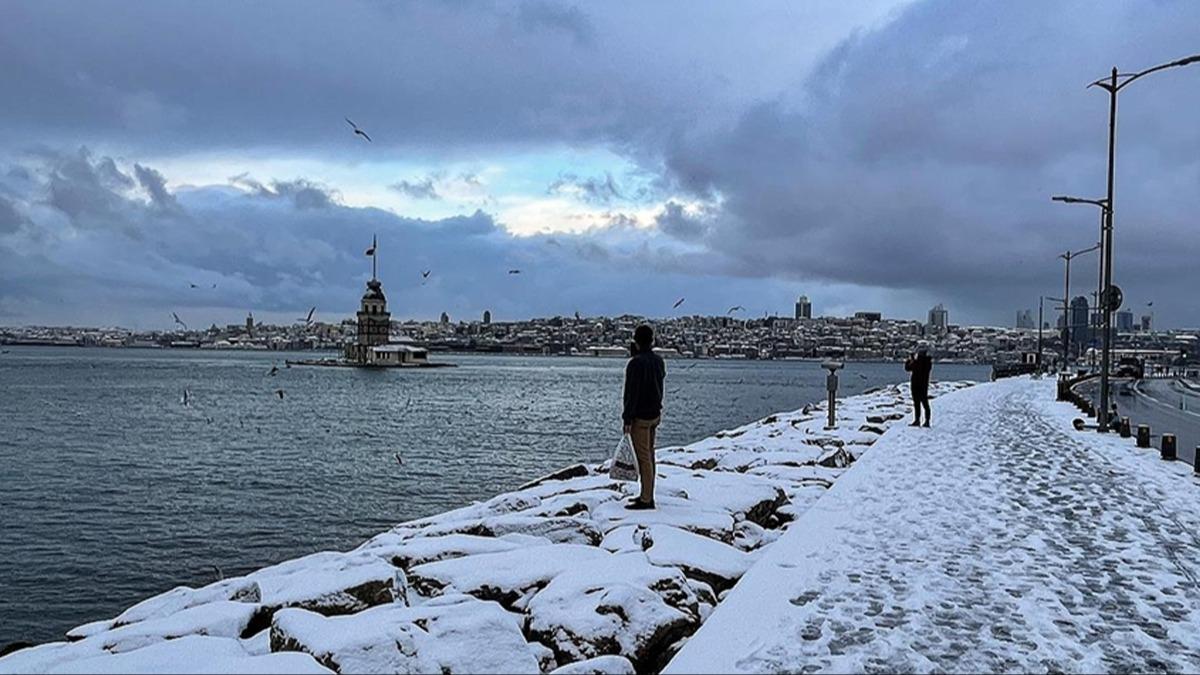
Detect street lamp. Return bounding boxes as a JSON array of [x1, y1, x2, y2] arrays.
[[1087, 53, 1200, 431], [1051, 195, 1109, 359], [1058, 243, 1100, 372]]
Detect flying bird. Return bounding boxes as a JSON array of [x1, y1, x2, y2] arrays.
[[394, 452, 404, 466], [172, 312, 188, 330], [297, 306, 316, 326], [189, 283, 198, 289], [673, 297, 685, 309], [345, 117, 372, 142], [507, 269, 522, 275], [274, 389, 285, 400], [727, 306, 744, 314], [268, 365, 279, 377], [181, 388, 192, 406], [421, 270, 431, 279]]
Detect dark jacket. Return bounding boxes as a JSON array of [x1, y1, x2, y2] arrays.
[[623, 348, 666, 423], [905, 353, 932, 400]]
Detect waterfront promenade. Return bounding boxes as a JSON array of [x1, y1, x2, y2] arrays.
[[668, 377, 1200, 673]]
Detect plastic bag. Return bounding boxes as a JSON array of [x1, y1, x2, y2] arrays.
[[608, 433, 639, 482]]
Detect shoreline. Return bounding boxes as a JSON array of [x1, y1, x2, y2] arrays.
[[0, 379, 974, 674]]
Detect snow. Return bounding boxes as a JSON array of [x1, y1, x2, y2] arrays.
[[270, 594, 540, 674], [408, 544, 610, 606], [549, 654, 636, 674], [2, 378, 972, 674], [0, 636, 330, 675], [667, 376, 1200, 674], [525, 552, 701, 671]]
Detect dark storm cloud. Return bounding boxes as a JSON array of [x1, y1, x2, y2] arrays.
[[0, 151, 779, 327], [2, 0, 1198, 326], [134, 163, 180, 213], [655, 0, 1200, 326]]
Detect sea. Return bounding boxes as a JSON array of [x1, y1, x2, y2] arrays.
[[0, 346, 989, 647]]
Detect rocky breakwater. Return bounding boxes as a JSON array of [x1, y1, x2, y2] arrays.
[[0, 381, 973, 675]]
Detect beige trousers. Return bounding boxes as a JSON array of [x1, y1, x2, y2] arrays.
[[629, 416, 661, 502]]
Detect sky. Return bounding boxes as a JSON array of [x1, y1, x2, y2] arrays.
[[0, 0, 1198, 330]]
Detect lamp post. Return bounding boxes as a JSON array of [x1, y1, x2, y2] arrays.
[[1051, 195, 1109, 370], [1058, 243, 1100, 373], [1087, 54, 1200, 431]]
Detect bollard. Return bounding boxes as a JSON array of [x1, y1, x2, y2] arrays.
[[1136, 425, 1151, 449], [1119, 417, 1131, 438], [1161, 434, 1177, 461]]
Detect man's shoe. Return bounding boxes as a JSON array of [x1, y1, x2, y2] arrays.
[[922, 421, 931, 427], [625, 499, 655, 510], [908, 422, 920, 427]]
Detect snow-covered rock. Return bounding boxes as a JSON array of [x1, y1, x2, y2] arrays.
[[526, 552, 702, 672], [356, 532, 535, 569], [0, 635, 330, 675], [270, 594, 539, 674], [549, 654, 636, 674], [592, 496, 736, 542], [409, 544, 610, 607]]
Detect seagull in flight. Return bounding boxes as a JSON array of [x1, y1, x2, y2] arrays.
[[507, 269, 522, 275], [274, 389, 285, 400], [297, 306, 316, 326], [673, 297, 686, 309], [172, 312, 188, 330], [421, 270, 431, 279], [727, 306, 744, 314], [268, 365, 279, 377], [345, 117, 372, 142], [189, 283, 199, 289]]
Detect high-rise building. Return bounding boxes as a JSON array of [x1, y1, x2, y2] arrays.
[[1015, 309, 1035, 330], [1070, 296, 1090, 349], [1140, 314, 1153, 332], [1115, 309, 1134, 333], [927, 303, 948, 335], [794, 295, 812, 320], [482, 310, 492, 325], [440, 312, 450, 325]]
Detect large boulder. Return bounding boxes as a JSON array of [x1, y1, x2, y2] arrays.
[[601, 525, 752, 592], [592, 496, 735, 542], [356, 532, 538, 569], [408, 544, 611, 608], [246, 551, 398, 616], [526, 552, 701, 673], [270, 594, 540, 674], [550, 654, 636, 674], [0, 635, 329, 675]]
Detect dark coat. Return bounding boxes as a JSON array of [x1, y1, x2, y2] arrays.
[[623, 349, 665, 423], [905, 353, 932, 400]]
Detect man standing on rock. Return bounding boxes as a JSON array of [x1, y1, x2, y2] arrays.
[[623, 324, 666, 510], [905, 341, 933, 427]]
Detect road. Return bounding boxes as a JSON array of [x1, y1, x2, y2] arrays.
[[1077, 377, 1200, 465]]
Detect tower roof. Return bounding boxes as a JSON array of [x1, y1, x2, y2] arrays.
[[362, 278, 386, 301]]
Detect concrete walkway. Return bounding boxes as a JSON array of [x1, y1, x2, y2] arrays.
[[667, 377, 1200, 673]]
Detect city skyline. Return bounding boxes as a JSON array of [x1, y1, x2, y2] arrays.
[[1, 1, 1198, 330]]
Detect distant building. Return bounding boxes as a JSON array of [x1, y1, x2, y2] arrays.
[[1140, 314, 1153, 332], [1070, 296, 1090, 349], [794, 295, 812, 320], [245, 312, 254, 335], [854, 311, 882, 323], [1015, 309, 1035, 330], [483, 310, 492, 325], [927, 304, 948, 335], [440, 312, 450, 325], [1116, 309, 1134, 332]]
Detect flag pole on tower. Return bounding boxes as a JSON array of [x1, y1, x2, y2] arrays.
[[365, 234, 377, 280]]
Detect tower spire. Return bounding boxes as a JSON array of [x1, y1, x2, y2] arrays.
[[372, 234, 377, 281]]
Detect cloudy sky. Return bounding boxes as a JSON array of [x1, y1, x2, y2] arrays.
[[1, 0, 1197, 330]]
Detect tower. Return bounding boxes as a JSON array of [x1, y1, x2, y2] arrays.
[[483, 310, 491, 325], [345, 236, 392, 363]]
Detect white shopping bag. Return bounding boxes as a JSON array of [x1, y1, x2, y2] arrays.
[[608, 433, 639, 482]]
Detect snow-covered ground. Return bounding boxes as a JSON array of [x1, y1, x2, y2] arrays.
[[667, 376, 1200, 674], [0, 379, 970, 674]]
